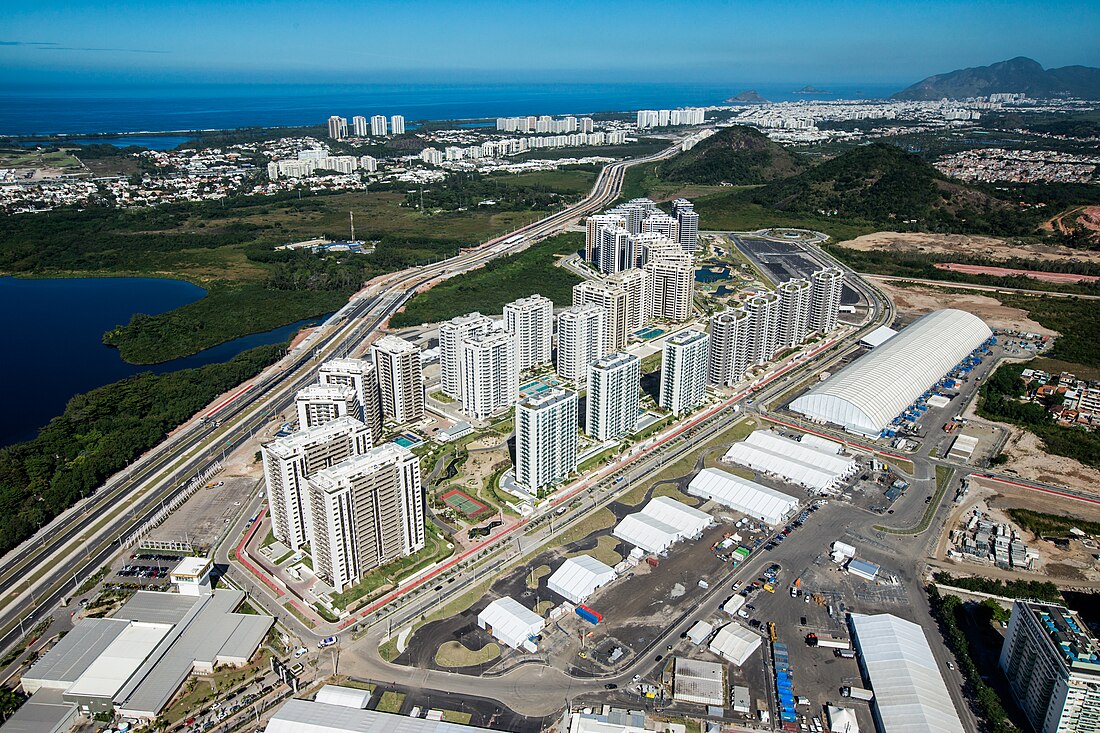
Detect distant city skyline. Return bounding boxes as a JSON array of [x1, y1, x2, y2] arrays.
[[2, 0, 1098, 85]]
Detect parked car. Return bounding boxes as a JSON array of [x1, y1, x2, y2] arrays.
[[318, 636, 338, 648]]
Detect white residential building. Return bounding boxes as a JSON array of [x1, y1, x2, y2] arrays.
[[261, 416, 371, 551], [370, 115, 388, 136], [607, 268, 648, 334], [327, 115, 347, 140], [810, 267, 844, 334], [295, 383, 357, 429], [307, 443, 424, 592], [586, 352, 640, 441], [585, 213, 627, 262], [672, 199, 700, 252], [504, 295, 553, 371], [594, 225, 634, 275], [660, 330, 709, 415], [573, 279, 629, 352], [645, 252, 695, 322], [460, 331, 518, 420], [515, 388, 578, 491], [420, 147, 443, 165], [351, 115, 368, 137], [371, 335, 424, 425], [744, 291, 781, 364], [438, 312, 494, 400], [777, 278, 812, 349], [556, 304, 606, 384], [641, 213, 678, 241], [318, 358, 382, 443], [709, 308, 752, 386], [390, 115, 405, 135]]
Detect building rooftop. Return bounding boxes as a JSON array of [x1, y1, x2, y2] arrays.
[[1023, 601, 1100, 674], [297, 383, 356, 400], [266, 698, 488, 732], [592, 352, 638, 370], [170, 556, 212, 578], [373, 334, 418, 354], [265, 416, 369, 457], [308, 442, 413, 493], [319, 358, 373, 374], [518, 386, 576, 410], [666, 328, 708, 346], [0, 689, 75, 733], [114, 592, 201, 626], [22, 618, 129, 687]]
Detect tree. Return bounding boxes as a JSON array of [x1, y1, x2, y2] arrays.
[[0, 688, 25, 721]]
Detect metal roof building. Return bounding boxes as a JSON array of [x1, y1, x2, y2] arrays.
[[265, 698, 488, 732], [791, 309, 992, 436], [849, 613, 965, 733], [673, 657, 725, 706], [547, 555, 616, 604], [476, 597, 544, 653], [21, 618, 130, 694], [687, 468, 799, 525], [0, 689, 77, 733], [722, 431, 857, 493], [709, 623, 763, 667]]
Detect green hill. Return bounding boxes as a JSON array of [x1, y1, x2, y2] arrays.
[[658, 125, 806, 185]]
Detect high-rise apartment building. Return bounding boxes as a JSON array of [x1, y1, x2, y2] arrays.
[[620, 199, 658, 234], [810, 267, 844, 334], [1000, 600, 1100, 733], [645, 252, 695, 323], [370, 115, 388, 136], [351, 115, 369, 137], [307, 443, 424, 592], [390, 115, 405, 135], [460, 331, 517, 420], [573, 280, 628, 352], [515, 388, 578, 490], [318, 358, 382, 443], [659, 330, 709, 415], [708, 309, 752, 386], [438, 312, 494, 400], [606, 268, 648, 334], [595, 226, 635, 275], [504, 295, 553, 371], [586, 352, 640, 441], [261, 416, 371, 551], [555, 304, 606, 384], [371, 335, 424, 425], [640, 213, 678, 241], [295, 383, 358, 429], [672, 200, 699, 253], [632, 232, 680, 268], [744, 291, 781, 364], [777, 278, 813, 349], [327, 115, 348, 140], [585, 213, 627, 262]]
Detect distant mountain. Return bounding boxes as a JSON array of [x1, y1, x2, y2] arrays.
[[745, 143, 1018, 231], [892, 57, 1100, 100], [794, 85, 828, 94], [724, 90, 769, 104], [657, 125, 806, 185]]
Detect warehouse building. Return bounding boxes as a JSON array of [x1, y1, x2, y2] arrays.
[[722, 430, 858, 493], [265, 696, 489, 731], [710, 623, 763, 667], [791, 309, 992, 436], [612, 497, 712, 554], [687, 467, 799, 525], [477, 597, 544, 652], [673, 657, 725, 706], [547, 555, 616, 604], [849, 613, 965, 733]]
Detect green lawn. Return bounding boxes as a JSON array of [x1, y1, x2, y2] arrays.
[[390, 232, 584, 326], [329, 529, 453, 610]]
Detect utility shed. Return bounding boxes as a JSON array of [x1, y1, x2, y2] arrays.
[[687, 620, 715, 645], [849, 613, 965, 733], [477, 597, 543, 652], [709, 623, 762, 667], [266, 698, 490, 732], [315, 685, 371, 709], [547, 555, 616, 604], [687, 468, 798, 525], [673, 657, 726, 706], [847, 559, 880, 582]]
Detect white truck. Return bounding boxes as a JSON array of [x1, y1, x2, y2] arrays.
[[842, 686, 874, 701]]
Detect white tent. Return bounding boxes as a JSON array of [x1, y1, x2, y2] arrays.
[[547, 556, 616, 604], [687, 620, 714, 645], [639, 496, 713, 539], [477, 597, 544, 653], [315, 685, 371, 709], [801, 433, 842, 454], [687, 468, 798, 525], [709, 623, 762, 666], [613, 513, 680, 554], [723, 430, 857, 493], [827, 705, 860, 733]]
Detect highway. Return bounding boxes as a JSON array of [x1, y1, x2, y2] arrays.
[[0, 137, 688, 661]]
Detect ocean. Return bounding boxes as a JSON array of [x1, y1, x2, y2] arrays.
[[0, 81, 902, 137]]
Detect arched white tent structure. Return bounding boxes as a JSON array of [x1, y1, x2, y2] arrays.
[[791, 309, 991, 436]]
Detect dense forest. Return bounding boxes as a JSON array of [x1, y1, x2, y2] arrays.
[[657, 125, 806, 185], [0, 344, 283, 556]]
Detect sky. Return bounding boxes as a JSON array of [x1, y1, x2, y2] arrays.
[[2, 0, 1099, 86]]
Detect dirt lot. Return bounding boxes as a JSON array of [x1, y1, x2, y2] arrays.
[[934, 263, 1100, 284], [872, 280, 1060, 337], [988, 426, 1100, 494], [842, 230, 1100, 266]]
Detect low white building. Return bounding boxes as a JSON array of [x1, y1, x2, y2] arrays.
[[612, 497, 712, 554], [169, 556, 213, 596], [723, 430, 857, 493], [709, 623, 763, 666], [687, 468, 799, 525], [546, 556, 616, 604], [477, 597, 544, 652]]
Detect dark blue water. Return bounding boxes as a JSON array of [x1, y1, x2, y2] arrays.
[[0, 277, 324, 447], [0, 82, 902, 136]]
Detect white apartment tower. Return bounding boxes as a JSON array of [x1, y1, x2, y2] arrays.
[[439, 312, 494, 400], [594, 225, 634, 275], [744, 291, 781, 364], [370, 114, 388, 136], [606, 268, 649, 334], [810, 267, 844, 334], [632, 232, 680, 268], [573, 280, 629, 352], [351, 115, 369, 136], [1000, 601, 1100, 733], [460, 331, 518, 420], [777, 278, 813, 349], [307, 442, 424, 592], [515, 388, 578, 491], [371, 335, 425, 425], [659, 330, 709, 416], [708, 308, 752, 386], [640, 213, 678, 241], [319, 358, 382, 443], [555, 304, 606, 384], [585, 213, 627, 262], [390, 115, 406, 135], [586, 352, 640, 441], [645, 252, 695, 322], [295, 383, 357, 429], [327, 115, 348, 140], [504, 295, 553, 371], [673, 200, 699, 253], [261, 416, 371, 551]]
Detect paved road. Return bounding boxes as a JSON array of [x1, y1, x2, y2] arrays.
[[863, 273, 1100, 300]]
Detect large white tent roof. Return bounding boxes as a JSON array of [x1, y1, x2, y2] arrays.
[[476, 597, 543, 650], [688, 468, 798, 525], [613, 513, 680, 554], [792, 309, 991, 436], [639, 496, 712, 538], [315, 685, 371, 709], [849, 613, 965, 733], [709, 623, 762, 666], [723, 431, 856, 492], [547, 556, 616, 604]]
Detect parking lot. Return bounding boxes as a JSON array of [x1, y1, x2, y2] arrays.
[[153, 475, 259, 552]]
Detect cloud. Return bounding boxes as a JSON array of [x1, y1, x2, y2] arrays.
[[1, 40, 167, 54]]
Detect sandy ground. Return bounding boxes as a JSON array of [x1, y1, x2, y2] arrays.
[[874, 280, 1060, 336], [1044, 205, 1100, 236], [842, 230, 1100, 265], [934, 262, 1100, 284], [996, 426, 1100, 493]]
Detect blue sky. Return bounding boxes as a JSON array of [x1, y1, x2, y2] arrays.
[[2, 0, 1099, 85]]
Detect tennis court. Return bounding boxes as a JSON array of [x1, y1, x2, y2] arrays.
[[441, 489, 490, 519]]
